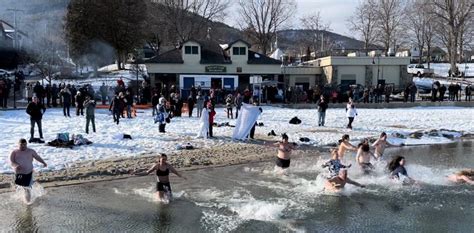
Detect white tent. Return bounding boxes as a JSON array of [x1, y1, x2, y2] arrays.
[[270, 48, 284, 60]]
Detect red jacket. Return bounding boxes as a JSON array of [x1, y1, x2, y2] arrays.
[[209, 109, 216, 124]]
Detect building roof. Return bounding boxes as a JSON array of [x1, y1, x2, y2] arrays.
[[248, 50, 282, 65], [145, 39, 280, 65], [226, 39, 251, 49], [146, 48, 183, 64], [196, 39, 231, 64]]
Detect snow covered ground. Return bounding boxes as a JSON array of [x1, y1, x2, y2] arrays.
[[0, 106, 473, 174], [424, 63, 474, 77]]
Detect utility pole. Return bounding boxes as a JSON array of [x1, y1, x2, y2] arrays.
[[7, 8, 24, 109]]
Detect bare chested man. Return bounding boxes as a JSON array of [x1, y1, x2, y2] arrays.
[[356, 144, 377, 173], [324, 169, 365, 192], [273, 133, 297, 169], [372, 132, 403, 159], [337, 134, 358, 159], [10, 138, 47, 203]]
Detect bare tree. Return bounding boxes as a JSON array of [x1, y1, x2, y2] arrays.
[[238, 0, 296, 54], [458, 16, 474, 64], [348, 0, 378, 52], [375, 0, 407, 55], [148, 0, 230, 49], [406, 0, 435, 65], [300, 12, 332, 56], [431, 0, 473, 76], [424, 6, 435, 69]]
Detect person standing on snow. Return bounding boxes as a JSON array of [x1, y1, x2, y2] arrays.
[[156, 97, 169, 133], [196, 103, 209, 138], [84, 95, 96, 134], [26, 96, 46, 141], [208, 102, 216, 138], [317, 95, 328, 126], [196, 92, 204, 118], [346, 104, 358, 130], [75, 91, 85, 116]]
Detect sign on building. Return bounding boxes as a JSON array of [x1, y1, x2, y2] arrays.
[[205, 65, 226, 73]]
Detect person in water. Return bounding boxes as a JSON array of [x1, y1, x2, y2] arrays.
[[448, 169, 474, 185], [271, 133, 297, 170], [388, 156, 415, 184], [356, 144, 377, 174], [143, 153, 186, 202], [10, 138, 48, 203], [372, 132, 403, 159], [337, 134, 358, 159], [324, 169, 365, 192], [322, 148, 351, 178]]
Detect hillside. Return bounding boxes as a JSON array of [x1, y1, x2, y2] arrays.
[[0, 0, 372, 57]]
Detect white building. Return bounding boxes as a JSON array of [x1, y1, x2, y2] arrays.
[[144, 39, 282, 96]]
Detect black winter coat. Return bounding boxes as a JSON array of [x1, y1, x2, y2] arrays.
[[26, 102, 46, 120]]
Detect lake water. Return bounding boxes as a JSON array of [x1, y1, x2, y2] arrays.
[[0, 141, 473, 232]]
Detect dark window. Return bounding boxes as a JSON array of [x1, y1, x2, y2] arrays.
[[239, 47, 246, 55], [185, 46, 191, 54], [233, 47, 246, 55], [192, 46, 199, 54], [185, 46, 199, 54]]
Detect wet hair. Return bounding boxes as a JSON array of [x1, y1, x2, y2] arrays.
[[458, 169, 474, 177], [361, 144, 370, 152], [387, 156, 404, 172], [358, 138, 369, 148], [380, 132, 387, 138], [19, 138, 27, 144], [338, 134, 350, 144], [282, 133, 289, 141]]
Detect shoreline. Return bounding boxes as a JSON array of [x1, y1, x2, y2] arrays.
[[0, 141, 323, 193]]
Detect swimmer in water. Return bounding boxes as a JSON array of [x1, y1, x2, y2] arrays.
[[372, 132, 404, 159], [270, 133, 297, 172], [448, 169, 474, 185], [322, 149, 351, 178], [324, 169, 365, 192], [356, 144, 377, 174], [337, 134, 358, 159], [139, 153, 186, 203], [387, 156, 415, 184]]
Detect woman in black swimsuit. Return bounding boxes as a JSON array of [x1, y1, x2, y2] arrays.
[[145, 153, 186, 202]]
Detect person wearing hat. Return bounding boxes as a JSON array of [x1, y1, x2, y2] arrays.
[[75, 91, 85, 116], [156, 97, 169, 133]]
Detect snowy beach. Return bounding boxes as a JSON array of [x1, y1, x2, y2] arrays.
[[0, 105, 473, 188]]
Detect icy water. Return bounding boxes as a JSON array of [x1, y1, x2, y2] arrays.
[[0, 141, 473, 232]]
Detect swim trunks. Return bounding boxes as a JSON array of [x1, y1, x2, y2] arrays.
[[156, 182, 172, 193], [15, 172, 33, 187], [276, 157, 291, 168]]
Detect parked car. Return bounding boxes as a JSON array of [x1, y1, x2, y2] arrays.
[[0, 69, 13, 78], [407, 64, 434, 77]]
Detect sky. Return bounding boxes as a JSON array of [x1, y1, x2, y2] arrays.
[[226, 0, 360, 37]]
